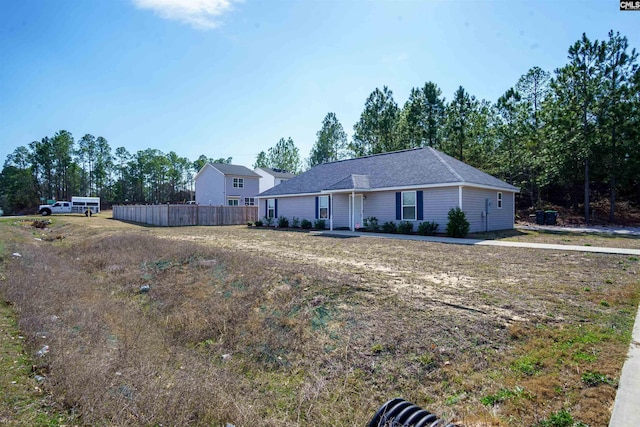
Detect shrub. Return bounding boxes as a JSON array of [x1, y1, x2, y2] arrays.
[[247, 221, 254, 227], [277, 216, 289, 228], [381, 221, 397, 233], [300, 219, 312, 229], [397, 221, 413, 234], [314, 219, 326, 230], [446, 207, 469, 238], [263, 216, 274, 227], [363, 217, 379, 232], [417, 221, 439, 236], [254, 219, 263, 227], [291, 216, 301, 228]]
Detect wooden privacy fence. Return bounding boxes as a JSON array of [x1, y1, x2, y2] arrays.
[[113, 205, 259, 226]]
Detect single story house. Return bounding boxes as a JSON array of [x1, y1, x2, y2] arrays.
[[254, 167, 297, 193], [255, 147, 519, 232], [195, 163, 261, 206]]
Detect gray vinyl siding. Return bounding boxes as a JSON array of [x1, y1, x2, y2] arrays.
[[462, 187, 515, 232], [259, 195, 316, 222], [423, 187, 459, 228], [361, 187, 459, 232], [331, 194, 350, 228], [362, 191, 396, 224], [195, 166, 225, 206], [225, 176, 259, 203]]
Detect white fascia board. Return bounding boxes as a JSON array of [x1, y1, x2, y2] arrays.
[[257, 182, 519, 199], [321, 182, 519, 194], [254, 192, 321, 199]]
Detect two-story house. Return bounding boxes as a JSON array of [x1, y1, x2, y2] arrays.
[[195, 163, 261, 206]]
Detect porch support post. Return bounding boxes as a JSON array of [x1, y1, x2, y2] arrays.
[[458, 186, 463, 209], [330, 194, 333, 231], [351, 190, 355, 231]]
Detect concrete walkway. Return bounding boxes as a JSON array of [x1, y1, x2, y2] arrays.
[[517, 223, 640, 237], [312, 230, 640, 256], [313, 228, 640, 425], [609, 304, 640, 427]]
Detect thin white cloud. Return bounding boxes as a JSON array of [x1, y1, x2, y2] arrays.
[[133, 0, 241, 30]]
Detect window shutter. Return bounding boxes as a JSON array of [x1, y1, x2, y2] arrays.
[[274, 199, 278, 218], [315, 196, 319, 219], [265, 200, 268, 216], [417, 191, 424, 221], [328, 196, 331, 218], [395, 192, 401, 220]]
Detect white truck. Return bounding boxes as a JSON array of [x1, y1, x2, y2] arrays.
[[38, 197, 100, 216]]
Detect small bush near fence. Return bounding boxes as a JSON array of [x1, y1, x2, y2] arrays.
[[418, 221, 439, 236], [301, 219, 312, 229], [263, 216, 274, 227]]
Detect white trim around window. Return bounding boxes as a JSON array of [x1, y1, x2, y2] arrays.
[[402, 191, 417, 220], [267, 198, 275, 218], [244, 197, 255, 206], [227, 197, 240, 206], [318, 195, 329, 219], [497, 192, 503, 209], [233, 177, 244, 188]]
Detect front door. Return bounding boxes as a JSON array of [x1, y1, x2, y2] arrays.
[[351, 194, 364, 230]]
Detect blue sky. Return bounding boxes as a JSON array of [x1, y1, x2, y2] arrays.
[[1, 0, 638, 169]]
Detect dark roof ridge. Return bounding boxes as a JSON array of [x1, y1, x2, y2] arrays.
[[429, 147, 464, 182], [321, 147, 425, 166]]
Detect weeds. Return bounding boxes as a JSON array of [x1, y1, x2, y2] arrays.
[[480, 386, 531, 406], [536, 409, 588, 427], [0, 216, 637, 426], [581, 371, 615, 387]]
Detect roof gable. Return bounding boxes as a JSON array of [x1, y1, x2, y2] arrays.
[[207, 163, 261, 178], [257, 147, 518, 197]]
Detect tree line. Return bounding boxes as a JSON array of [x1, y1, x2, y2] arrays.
[[300, 30, 640, 222], [0, 130, 234, 213], [2, 31, 638, 222]]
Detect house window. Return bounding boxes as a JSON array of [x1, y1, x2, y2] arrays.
[[318, 196, 328, 219], [245, 197, 255, 206], [233, 178, 244, 188], [227, 198, 239, 206], [267, 199, 275, 218], [497, 192, 503, 209], [402, 191, 416, 220]]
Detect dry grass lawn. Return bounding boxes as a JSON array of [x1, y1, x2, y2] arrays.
[[0, 213, 638, 426]]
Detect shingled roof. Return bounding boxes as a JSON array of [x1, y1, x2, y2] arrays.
[[256, 167, 297, 179], [257, 147, 518, 197], [207, 163, 261, 177]]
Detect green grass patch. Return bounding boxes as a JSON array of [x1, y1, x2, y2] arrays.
[[581, 371, 616, 387], [480, 386, 531, 406], [511, 354, 543, 376], [536, 409, 588, 427], [0, 301, 76, 426]]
